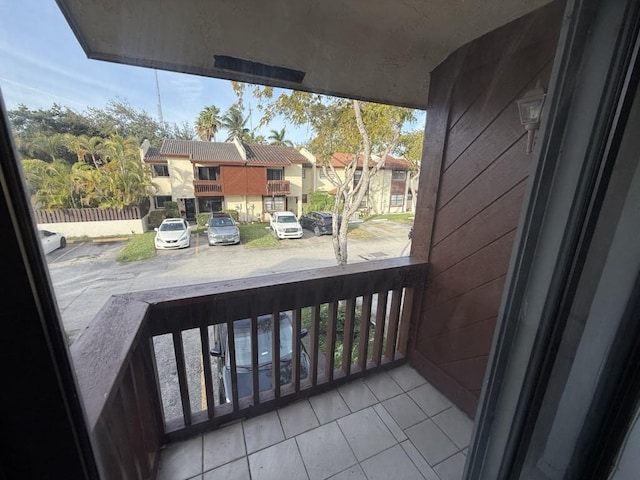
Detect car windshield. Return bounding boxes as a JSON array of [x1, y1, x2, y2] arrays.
[[159, 222, 185, 231], [277, 216, 297, 223], [210, 218, 234, 227], [232, 316, 293, 367]]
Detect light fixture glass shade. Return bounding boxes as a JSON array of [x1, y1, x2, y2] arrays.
[[516, 87, 546, 126]]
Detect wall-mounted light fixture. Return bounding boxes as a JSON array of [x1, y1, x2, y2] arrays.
[[516, 84, 546, 154]]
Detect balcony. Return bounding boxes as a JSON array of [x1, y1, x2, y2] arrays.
[[266, 179, 291, 195], [194, 179, 224, 196], [68, 257, 475, 479]]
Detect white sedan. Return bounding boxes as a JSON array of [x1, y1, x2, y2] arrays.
[[154, 218, 191, 249], [39, 230, 67, 254]]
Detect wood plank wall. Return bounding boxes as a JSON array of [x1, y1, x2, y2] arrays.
[[409, 0, 565, 417]]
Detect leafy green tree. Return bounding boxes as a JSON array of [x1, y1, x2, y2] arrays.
[[221, 106, 250, 141], [267, 127, 293, 147], [85, 99, 166, 144], [398, 129, 424, 211], [305, 191, 335, 213], [24, 134, 67, 163], [99, 135, 152, 208], [250, 87, 415, 265], [195, 106, 221, 141], [171, 121, 196, 140]]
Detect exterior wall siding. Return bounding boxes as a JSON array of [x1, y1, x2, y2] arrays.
[[408, 0, 564, 417]]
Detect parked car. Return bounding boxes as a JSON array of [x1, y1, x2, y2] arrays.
[[210, 312, 310, 403], [154, 218, 191, 249], [207, 212, 240, 246], [270, 211, 303, 239], [299, 211, 336, 236], [39, 229, 66, 254]]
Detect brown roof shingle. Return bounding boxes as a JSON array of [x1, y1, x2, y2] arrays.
[[159, 139, 244, 162], [142, 139, 313, 167], [245, 144, 312, 166], [325, 152, 410, 170]]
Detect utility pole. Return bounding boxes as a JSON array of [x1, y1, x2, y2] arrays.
[[154, 70, 164, 125]]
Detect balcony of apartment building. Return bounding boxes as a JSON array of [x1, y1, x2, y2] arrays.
[[6, 1, 640, 480]]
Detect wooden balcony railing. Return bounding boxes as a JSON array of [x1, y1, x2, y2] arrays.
[[266, 179, 290, 195], [194, 179, 223, 196], [70, 257, 428, 479]]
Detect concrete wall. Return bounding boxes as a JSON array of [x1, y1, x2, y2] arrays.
[[168, 158, 195, 198], [37, 218, 147, 237], [224, 194, 262, 222], [151, 176, 171, 196]]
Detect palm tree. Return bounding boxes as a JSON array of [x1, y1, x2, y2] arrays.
[[221, 106, 250, 142], [195, 105, 221, 141], [268, 127, 294, 147]]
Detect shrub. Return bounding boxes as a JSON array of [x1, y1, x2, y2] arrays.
[[305, 191, 335, 213], [148, 210, 165, 229], [223, 209, 240, 222], [164, 201, 179, 218], [196, 212, 210, 227]]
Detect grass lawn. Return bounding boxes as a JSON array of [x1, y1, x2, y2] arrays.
[[347, 225, 375, 239], [239, 223, 280, 249], [365, 213, 414, 223], [116, 232, 156, 262]]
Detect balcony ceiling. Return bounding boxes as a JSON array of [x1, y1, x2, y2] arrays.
[[55, 0, 552, 109]]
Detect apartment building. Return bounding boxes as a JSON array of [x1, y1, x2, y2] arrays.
[[311, 152, 414, 214], [141, 138, 313, 221]]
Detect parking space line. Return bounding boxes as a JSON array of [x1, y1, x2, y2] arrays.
[[49, 242, 82, 264], [193, 231, 199, 255]]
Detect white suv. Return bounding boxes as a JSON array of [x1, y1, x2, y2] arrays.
[[270, 211, 303, 239]]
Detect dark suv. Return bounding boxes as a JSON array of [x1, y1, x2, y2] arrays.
[[299, 211, 336, 236], [210, 312, 310, 403]]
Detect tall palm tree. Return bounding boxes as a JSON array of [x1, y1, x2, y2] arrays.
[[195, 105, 221, 141], [267, 127, 294, 147], [221, 106, 250, 142]]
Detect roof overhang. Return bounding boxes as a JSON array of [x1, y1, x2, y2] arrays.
[[55, 0, 553, 109]]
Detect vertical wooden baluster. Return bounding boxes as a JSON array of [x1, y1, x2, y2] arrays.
[[397, 287, 415, 356], [292, 308, 301, 392], [172, 330, 192, 426], [199, 326, 215, 419], [372, 292, 388, 366], [226, 319, 240, 411], [310, 304, 320, 386], [251, 312, 260, 406], [384, 290, 402, 362], [341, 298, 356, 376], [272, 309, 281, 398], [326, 301, 338, 381], [358, 294, 373, 372]]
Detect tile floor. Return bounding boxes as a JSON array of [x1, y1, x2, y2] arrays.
[[157, 365, 473, 480]]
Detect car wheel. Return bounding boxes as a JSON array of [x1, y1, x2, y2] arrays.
[[313, 226, 320, 236], [60, 237, 67, 248]]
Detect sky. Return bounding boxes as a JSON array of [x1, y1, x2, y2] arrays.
[[0, 0, 424, 146]]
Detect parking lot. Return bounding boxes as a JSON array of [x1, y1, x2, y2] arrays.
[[47, 221, 412, 341]]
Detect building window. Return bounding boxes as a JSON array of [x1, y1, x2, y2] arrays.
[[390, 194, 404, 207], [302, 168, 306, 179], [354, 169, 362, 184], [302, 194, 308, 203], [152, 164, 169, 177], [198, 196, 224, 213], [392, 170, 407, 181], [319, 168, 336, 179], [267, 168, 284, 180], [263, 196, 285, 212], [197, 166, 220, 181], [154, 195, 172, 209]]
